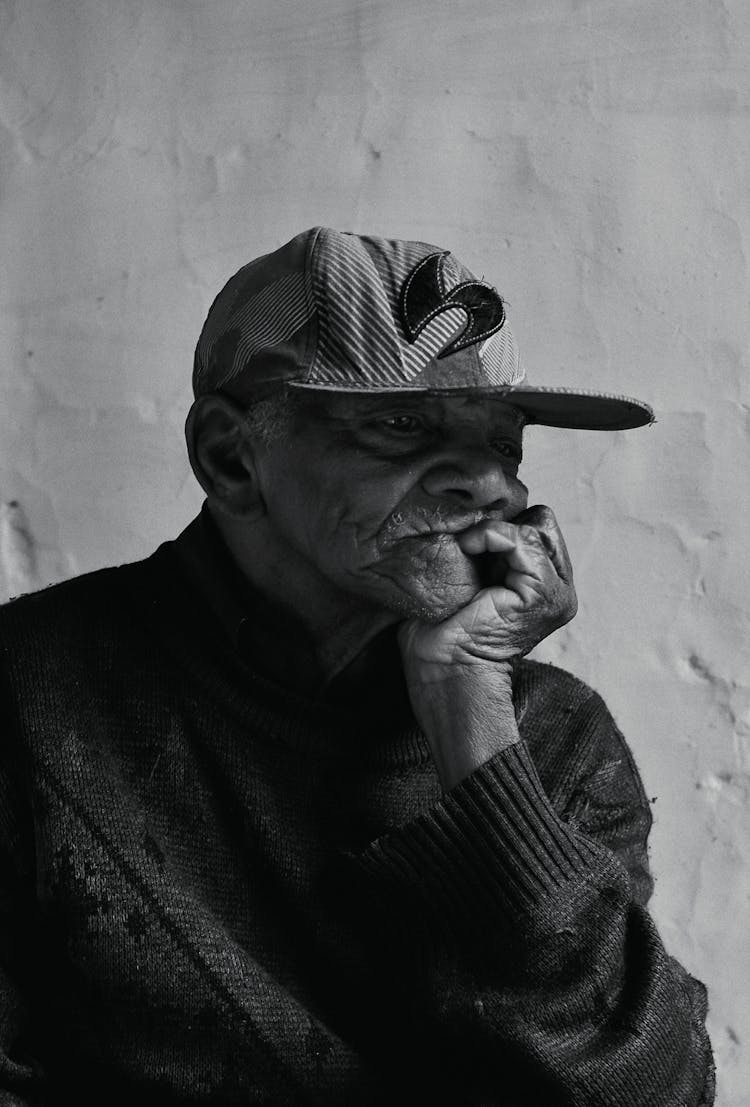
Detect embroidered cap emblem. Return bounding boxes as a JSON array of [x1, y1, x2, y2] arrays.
[[399, 251, 506, 359]]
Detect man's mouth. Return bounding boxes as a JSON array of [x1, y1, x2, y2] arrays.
[[379, 509, 508, 545], [373, 510, 515, 592]]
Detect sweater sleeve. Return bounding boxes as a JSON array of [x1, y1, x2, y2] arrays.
[[352, 692, 715, 1107]]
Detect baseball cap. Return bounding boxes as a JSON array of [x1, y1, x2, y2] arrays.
[[192, 227, 653, 431]]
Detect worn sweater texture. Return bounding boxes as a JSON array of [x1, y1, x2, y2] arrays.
[[0, 533, 714, 1105]]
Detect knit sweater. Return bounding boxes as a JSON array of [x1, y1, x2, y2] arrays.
[[0, 529, 714, 1105]]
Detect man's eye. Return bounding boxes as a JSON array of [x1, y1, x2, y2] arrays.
[[493, 440, 523, 461], [377, 415, 425, 435]]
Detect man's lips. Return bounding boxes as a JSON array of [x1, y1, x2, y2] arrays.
[[379, 511, 511, 545]]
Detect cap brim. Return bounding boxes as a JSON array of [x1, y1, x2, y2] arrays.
[[289, 380, 654, 431], [497, 386, 654, 431]]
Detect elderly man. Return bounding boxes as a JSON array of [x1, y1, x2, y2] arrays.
[[0, 228, 713, 1105]]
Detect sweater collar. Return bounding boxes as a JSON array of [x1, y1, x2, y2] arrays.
[[173, 504, 251, 651], [171, 505, 413, 717]]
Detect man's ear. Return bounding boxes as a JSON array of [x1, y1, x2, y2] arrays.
[[185, 393, 265, 519]]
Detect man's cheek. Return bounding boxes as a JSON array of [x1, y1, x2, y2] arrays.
[[334, 507, 400, 557]]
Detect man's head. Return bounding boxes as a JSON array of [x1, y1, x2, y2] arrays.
[[185, 227, 651, 623], [188, 385, 528, 621]]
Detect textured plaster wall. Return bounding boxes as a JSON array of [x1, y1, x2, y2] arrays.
[[0, 0, 748, 1099]]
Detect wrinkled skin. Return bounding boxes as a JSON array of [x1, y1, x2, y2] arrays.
[[214, 389, 577, 787], [400, 504, 577, 668], [250, 391, 533, 623]]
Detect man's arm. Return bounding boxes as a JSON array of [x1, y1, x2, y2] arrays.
[[354, 703, 714, 1105], [351, 508, 714, 1105]]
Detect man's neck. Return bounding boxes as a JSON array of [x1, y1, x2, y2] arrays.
[[209, 506, 401, 699]]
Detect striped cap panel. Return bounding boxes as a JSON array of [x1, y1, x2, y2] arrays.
[[309, 231, 406, 387], [479, 323, 523, 386], [401, 308, 468, 379], [195, 271, 311, 392], [220, 271, 311, 386], [364, 237, 471, 379], [309, 230, 476, 387], [362, 237, 470, 305], [193, 257, 266, 393]]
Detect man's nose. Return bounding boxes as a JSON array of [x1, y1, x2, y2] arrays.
[[420, 450, 523, 511]]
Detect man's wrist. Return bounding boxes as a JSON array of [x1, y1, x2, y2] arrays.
[[404, 654, 514, 689], [403, 661, 520, 790]]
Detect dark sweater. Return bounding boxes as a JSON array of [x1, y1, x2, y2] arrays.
[[0, 532, 714, 1105]]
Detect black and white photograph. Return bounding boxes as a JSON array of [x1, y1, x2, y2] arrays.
[[0, 2, 746, 1103]]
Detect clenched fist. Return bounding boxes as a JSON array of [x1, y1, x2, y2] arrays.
[[398, 506, 577, 789], [399, 505, 577, 669]]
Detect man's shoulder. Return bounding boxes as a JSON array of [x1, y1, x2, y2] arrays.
[[0, 546, 172, 650]]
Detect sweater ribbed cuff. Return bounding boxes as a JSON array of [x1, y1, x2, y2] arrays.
[[355, 740, 615, 937]]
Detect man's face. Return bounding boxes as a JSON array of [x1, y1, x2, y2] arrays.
[[250, 391, 529, 622]]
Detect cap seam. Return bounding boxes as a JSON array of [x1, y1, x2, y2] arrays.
[[299, 226, 325, 384]]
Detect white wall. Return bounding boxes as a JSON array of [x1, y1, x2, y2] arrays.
[[1, 1, 747, 1100]]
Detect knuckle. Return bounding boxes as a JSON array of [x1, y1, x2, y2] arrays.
[[535, 504, 557, 525], [518, 524, 541, 545]]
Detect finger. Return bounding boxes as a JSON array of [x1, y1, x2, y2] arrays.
[[455, 523, 517, 557], [511, 504, 574, 584], [488, 566, 576, 624], [456, 516, 569, 596], [503, 567, 549, 604], [498, 524, 555, 582], [457, 520, 549, 582]]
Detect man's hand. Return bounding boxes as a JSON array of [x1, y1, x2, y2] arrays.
[[399, 505, 577, 670], [398, 506, 577, 790]]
